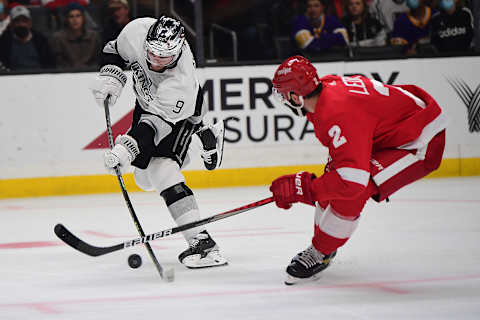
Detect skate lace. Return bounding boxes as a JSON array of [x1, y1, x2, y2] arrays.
[[201, 149, 216, 164], [189, 233, 209, 249], [297, 246, 324, 268]]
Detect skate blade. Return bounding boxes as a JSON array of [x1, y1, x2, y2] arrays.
[[284, 273, 321, 285], [182, 251, 228, 269], [185, 261, 228, 269]]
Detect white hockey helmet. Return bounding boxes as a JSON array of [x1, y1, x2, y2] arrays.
[[145, 16, 185, 65]]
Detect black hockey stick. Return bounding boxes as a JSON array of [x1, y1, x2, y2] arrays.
[[103, 96, 173, 281], [54, 196, 274, 257]]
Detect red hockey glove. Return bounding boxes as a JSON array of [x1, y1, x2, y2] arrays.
[[269, 171, 316, 209]]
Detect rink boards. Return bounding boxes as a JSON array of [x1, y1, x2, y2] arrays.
[[1, 56, 479, 198]]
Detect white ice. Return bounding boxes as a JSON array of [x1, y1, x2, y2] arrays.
[[0, 177, 479, 320]]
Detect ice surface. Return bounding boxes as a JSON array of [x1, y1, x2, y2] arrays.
[[0, 177, 479, 320]]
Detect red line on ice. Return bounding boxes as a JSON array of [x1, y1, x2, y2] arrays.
[[1, 274, 479, 314], [0, 241, 62, 249]]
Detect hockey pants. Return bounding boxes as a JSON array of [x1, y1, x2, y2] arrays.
[[313, 130, 446, 255]]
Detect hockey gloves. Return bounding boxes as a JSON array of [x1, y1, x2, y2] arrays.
[[89, 65, 127, 108], [104, 145, 132, 175], [269, 171, 316, 209], [103, 135, 140, 175]]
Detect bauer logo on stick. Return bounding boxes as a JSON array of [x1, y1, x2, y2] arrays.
[[124, 229, 173, 248]]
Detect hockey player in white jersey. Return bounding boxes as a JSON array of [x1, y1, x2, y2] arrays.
[[89, 15, 227, 268]]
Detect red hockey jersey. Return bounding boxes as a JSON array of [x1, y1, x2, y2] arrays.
[[307, 75, 447, 202]]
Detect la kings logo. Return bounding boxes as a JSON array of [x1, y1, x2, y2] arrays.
[[131, 62, 154, 103], [447, 77, 480, 133]]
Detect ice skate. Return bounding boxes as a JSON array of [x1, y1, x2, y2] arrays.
[[284, 245, 336, 285], [178, 231, 228, 268], [196, 121, 225, 170]]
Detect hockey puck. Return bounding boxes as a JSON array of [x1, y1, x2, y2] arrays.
[[128, 254, 142, 269]]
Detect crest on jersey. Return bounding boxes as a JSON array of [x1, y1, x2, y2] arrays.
[[131, 62, 153, 103], [447, 77, 480, 133]]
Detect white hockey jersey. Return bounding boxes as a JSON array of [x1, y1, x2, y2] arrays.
[[105, 17, 201, 124]]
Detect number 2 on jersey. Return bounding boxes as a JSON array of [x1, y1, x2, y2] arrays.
[[328, 125, 347, 148]]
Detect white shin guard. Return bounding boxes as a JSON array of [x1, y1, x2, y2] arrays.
[[167, 196, 203, 242]]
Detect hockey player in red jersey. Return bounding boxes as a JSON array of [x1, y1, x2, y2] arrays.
[[270, 55, 447, 285]]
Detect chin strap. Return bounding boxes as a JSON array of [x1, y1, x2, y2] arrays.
[[272, 88, 307, 117]]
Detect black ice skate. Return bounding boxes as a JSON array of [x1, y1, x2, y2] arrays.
[[196, 121, 225, 171], [284, 245, 336, 285], [178, 230, 228, 268]]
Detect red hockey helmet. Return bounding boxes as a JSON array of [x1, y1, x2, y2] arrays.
[[271, 55, 321, 116]]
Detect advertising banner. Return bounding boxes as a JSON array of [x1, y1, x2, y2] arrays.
[[1, 57, 479, 182]]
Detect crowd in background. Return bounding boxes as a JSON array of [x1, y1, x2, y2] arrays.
[[0, 0, 132, 71], [0, 0, 478, 72], [209, 0, 478, 61]]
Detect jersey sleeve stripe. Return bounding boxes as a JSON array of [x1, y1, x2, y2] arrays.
[[392, 86, 426, 108], [336, 167, 370, 186]]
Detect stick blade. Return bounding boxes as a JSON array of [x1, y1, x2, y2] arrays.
[[54, 223, 87, 252], [54, 223, 120, 257]]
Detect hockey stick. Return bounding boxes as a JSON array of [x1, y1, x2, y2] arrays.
[[103, 95, 173, 281], [54, 196, 274, 257]]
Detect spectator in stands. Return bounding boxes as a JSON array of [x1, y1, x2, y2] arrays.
[[0, 5, 55, 70], [292, 0, 348, 54], [341, 0, 387, 46], [0, 0, 10, 37], [430, 0, 473, 53], [390, 0, 435, 55], [50, 2, 101, 68], [326, 0, 347, 19], [368, 0, 409, 33], [41, 0, 100, 32], [102, 0, 130, 46], [42, 0, 88, 12]]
